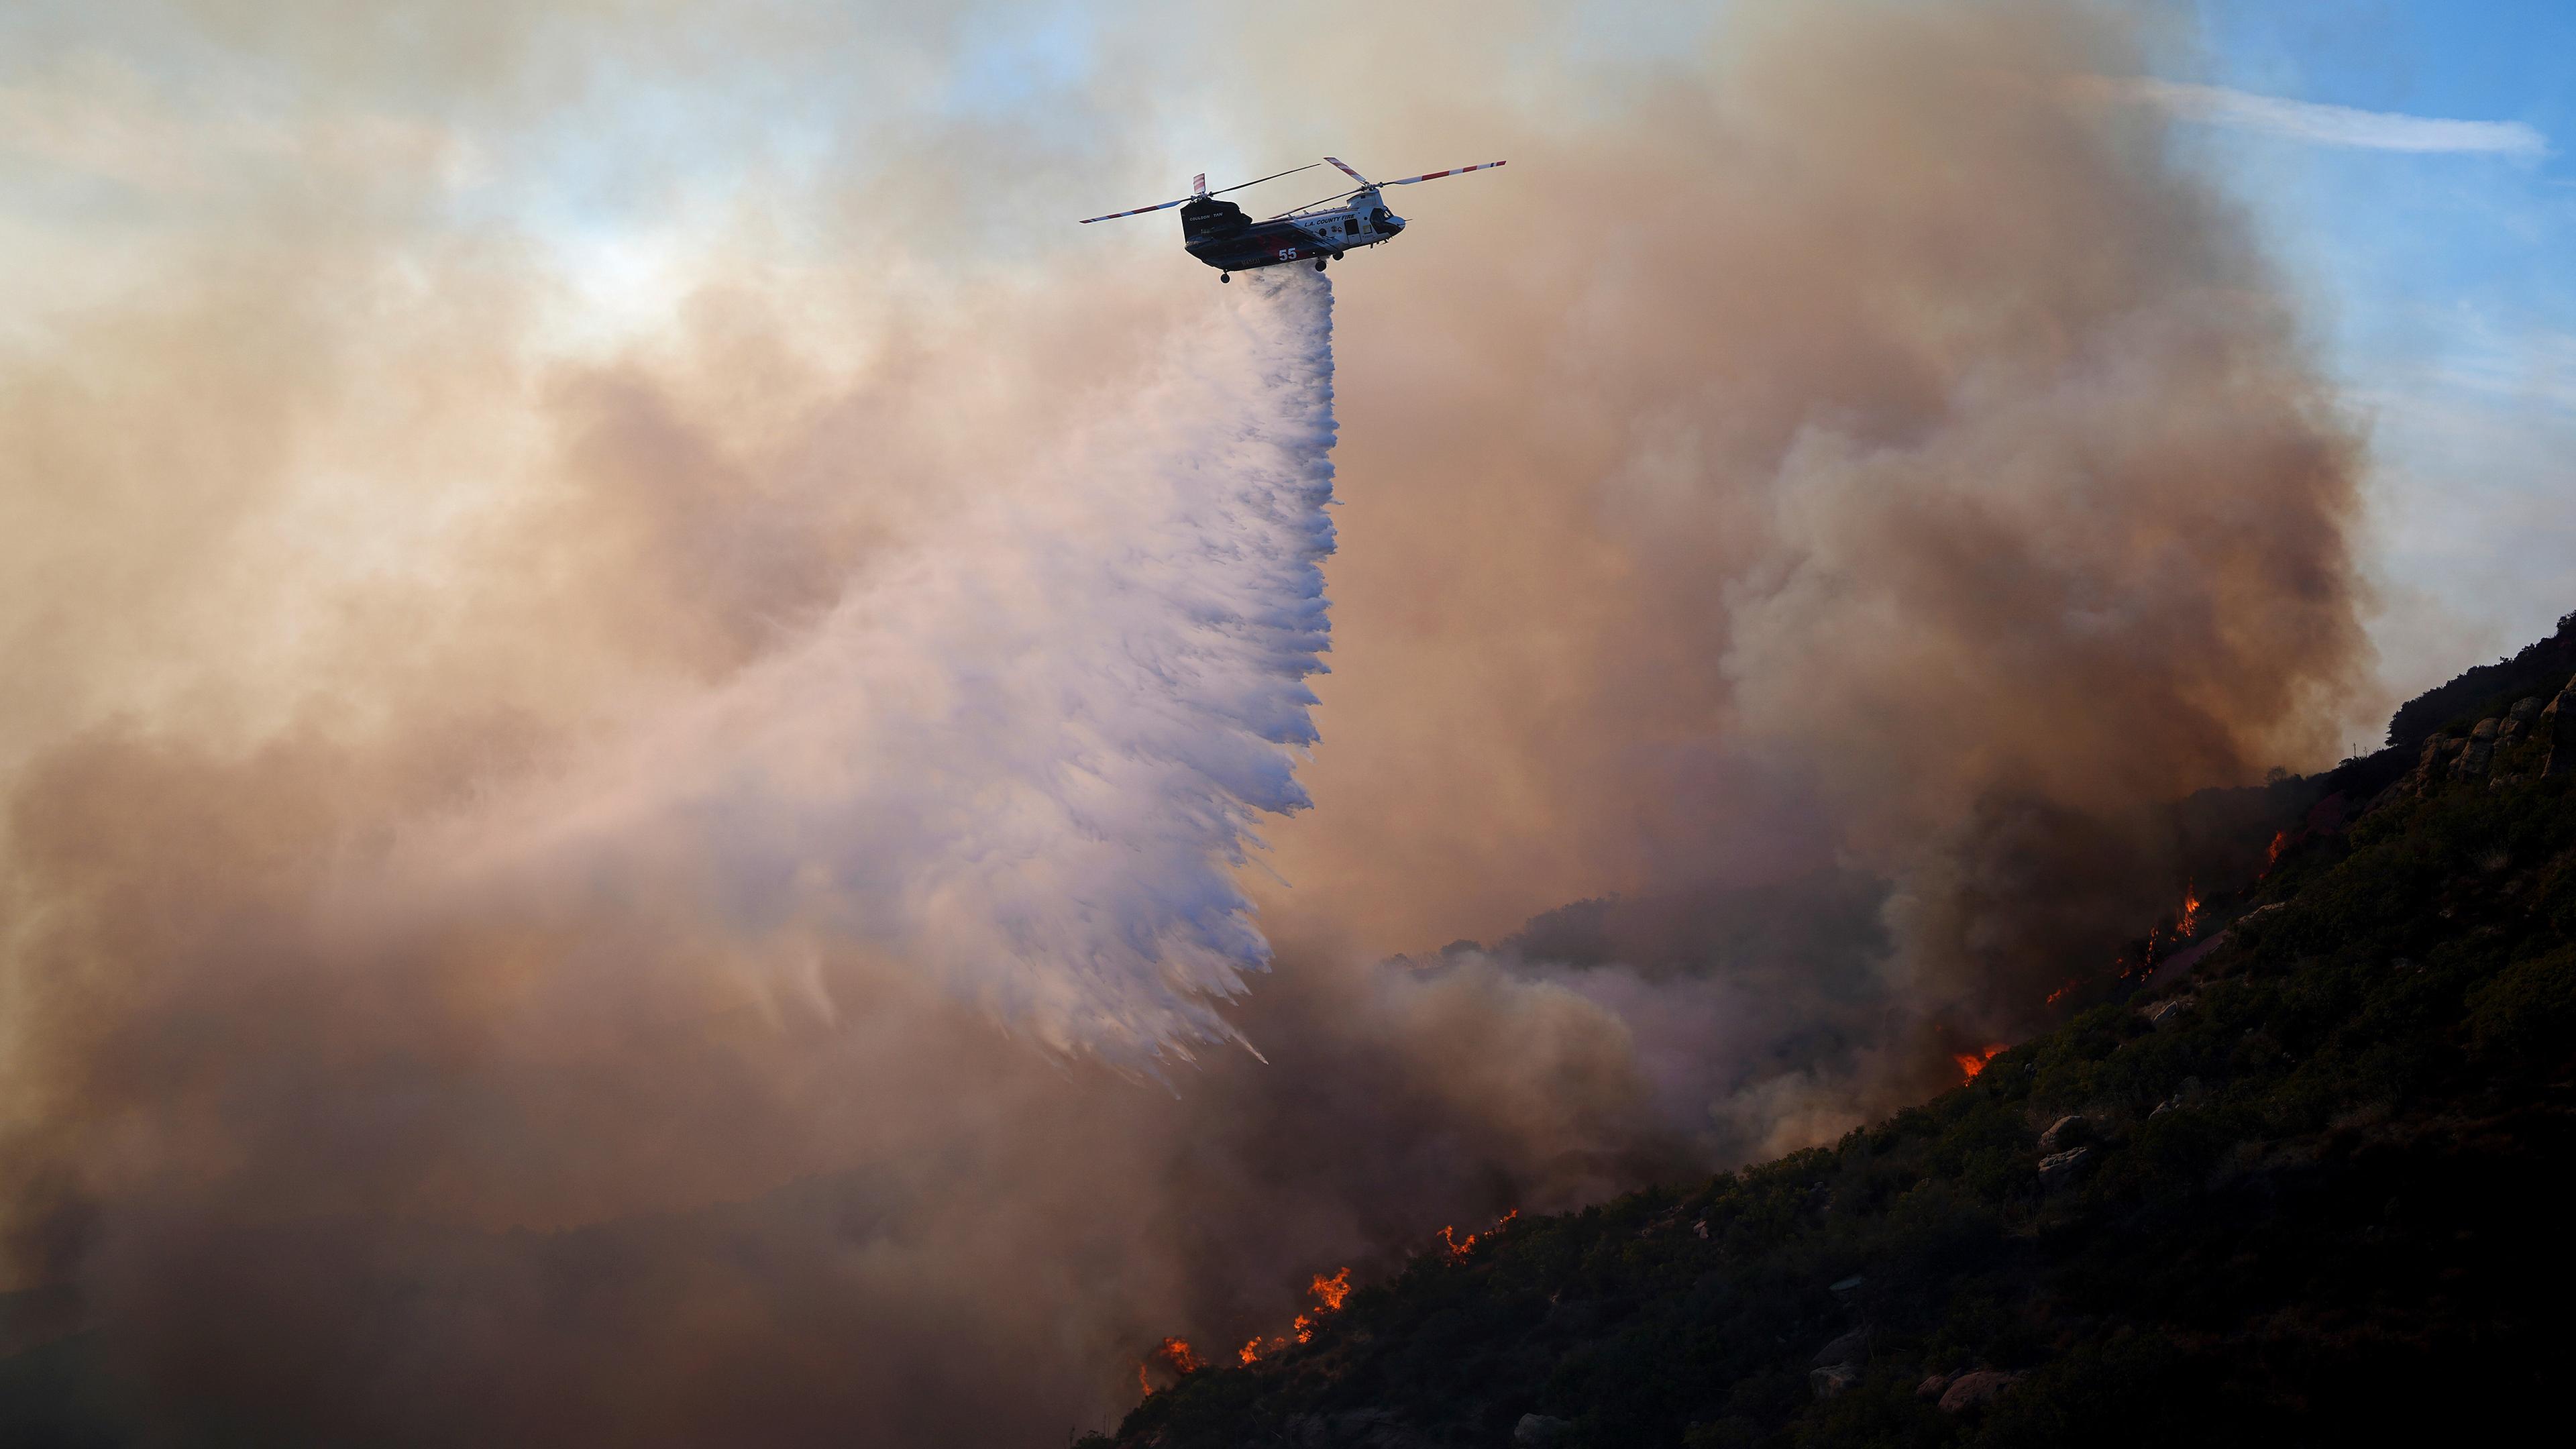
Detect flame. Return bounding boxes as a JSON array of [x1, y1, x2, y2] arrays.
[[2263, 830, 2288, 873], [1952, 1043, 2005, 1081], [1143, 1336, 1204, 1382], [1308, 1267, 1350, 1312], [1292, 1313, 1314, 1345], [2177, 882, 2201, 937], [2044, 979, 2075, 1005], [1437, 1209, 1517, 1263], [1238, 1337, 1262, 1366]]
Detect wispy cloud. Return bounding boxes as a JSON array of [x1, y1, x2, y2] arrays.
[[2108, 78, 2548, 156]]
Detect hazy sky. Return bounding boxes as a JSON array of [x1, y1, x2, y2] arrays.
[[2183, 0, 2574, 700]]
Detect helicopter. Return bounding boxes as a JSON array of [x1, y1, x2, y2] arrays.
[[1078, 156, 1506, 280]]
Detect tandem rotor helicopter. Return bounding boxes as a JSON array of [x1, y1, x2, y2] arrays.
[[1078, 156, 1506, 280]]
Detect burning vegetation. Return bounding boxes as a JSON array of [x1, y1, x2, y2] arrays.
[[1951, 1044, 2005, 1081], [1136, 1336, 1205, 1395], [1439, 1210, 1518, 1263], [1144, 1214, 1523, 1395]]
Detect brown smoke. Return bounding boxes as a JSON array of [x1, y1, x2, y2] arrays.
[[0, 0, 2363, 1442]]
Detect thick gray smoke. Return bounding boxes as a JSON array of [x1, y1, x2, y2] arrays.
[[0, 1, 2371, 1443]]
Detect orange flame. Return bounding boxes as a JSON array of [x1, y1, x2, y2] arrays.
[[1438, 1208, 1517, 1263], [1147, 1337, 1203, 1377], [2044, 979, 2075, 1005], [1286, 1263, 1356, 1346], [2177, 882, 2202, 938], [2263, 830, 2288, 873], [1953, 1043, 2005, 1081], [1308, 1267, 1350, 1312], [1238, 1337, 1262, 1366]]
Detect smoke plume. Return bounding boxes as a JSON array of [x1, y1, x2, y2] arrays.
[[0, 0, 2367, 1442]]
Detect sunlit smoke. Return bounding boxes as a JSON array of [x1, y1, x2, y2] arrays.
[[0, 1, 2373, 1444]]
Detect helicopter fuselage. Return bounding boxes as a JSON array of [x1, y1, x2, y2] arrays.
[[1180, 187, 1404, 273]]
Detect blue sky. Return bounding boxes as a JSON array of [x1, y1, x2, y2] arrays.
[[2185, 0, 2576, 698]]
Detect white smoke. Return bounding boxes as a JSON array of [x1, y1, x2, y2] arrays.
[[391, 268, 1340, 1064]]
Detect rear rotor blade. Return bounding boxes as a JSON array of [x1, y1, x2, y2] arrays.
[[1208, 162, 1323, 198], [1079, 163, 1326, 223], [1078, 197, 1189, 224], [1383, 160, 1507, 186], [1324, 156, 1373, 186]]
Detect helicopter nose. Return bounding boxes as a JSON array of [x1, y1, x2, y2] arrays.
[[1384, 214, 1405, 233]]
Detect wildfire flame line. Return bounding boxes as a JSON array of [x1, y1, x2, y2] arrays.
[[1140, 1210, 1517, 1396], [1952, 1043, 2006, 1081], [1438, 1208, 1518, 1263]]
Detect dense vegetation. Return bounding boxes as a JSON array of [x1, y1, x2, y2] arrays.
[[2386, 609, 2576, 751], [1104, 700, 2576, 1446]]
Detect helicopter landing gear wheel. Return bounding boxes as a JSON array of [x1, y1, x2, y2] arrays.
[[1330, 250, 1344, 261], [1313, 258, 1326, 272], [1220, 272, 1230, 283]]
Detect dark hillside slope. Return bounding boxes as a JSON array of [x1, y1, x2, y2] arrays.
[[1104, 670, 2576, 1448], [2386, 609, 2576, 751]]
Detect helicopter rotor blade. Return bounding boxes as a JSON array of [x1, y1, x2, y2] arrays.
[[1079, 163, 1326, 223], [1382, 160, 1507, 186], [1077, 197, 1189, 224], [1270, 186, 1367, 219], [1208, 162, 1323, 198], [1323, 156, 1373, 186]]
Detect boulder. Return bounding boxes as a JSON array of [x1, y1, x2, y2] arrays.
[[1282, 1409, 1438, 1449], [2153, 1076, 2206, 1117], [2472, 716, 2501, 741], [2404, 734, 2461, 794], [1811, 1326, 1871, 1366], [2548, 679, 2576, 777], [2141, 996, 2194, 1028], [2459, 739, 2494, 779], [1937, 1369, 2022, 1413], [2038, 1114, 2088, 1152], [1512, 1413, 1574, 1447], [2511, 696, 2545, 724], [2037, 1146, 2092, 1189], [1916, 1372, 1955, 1401], [1808, 1364, 1860, 1399]]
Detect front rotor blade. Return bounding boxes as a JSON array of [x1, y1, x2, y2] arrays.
[[1324, 156, 1373, 186], [1269, 186, 1366, 219], [1383, 160, 1507, 186], [1077, 197, 1189, 224]]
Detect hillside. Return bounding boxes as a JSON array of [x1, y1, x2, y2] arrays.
[[1097, 654, 2576, 1448]]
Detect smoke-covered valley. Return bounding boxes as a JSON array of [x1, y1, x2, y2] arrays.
[[1, 1, 2375, 1442]]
